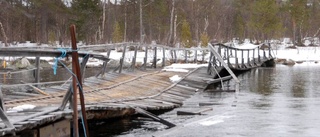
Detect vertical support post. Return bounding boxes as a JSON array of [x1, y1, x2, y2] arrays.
[[119, 45, 126, 73], [241, 50, 244, 67], [207, 51, 213, 74], [131, 45, 138, 71], [143, 45, 148, 70], [102, 49, 111, 76], [173, 50, 177, 63], [153, 46, 157, 68], [268, 43, 271, 58], [70, 25, 89, 137], [263, 49, 266, 59], [247, 49, 250, 66], [227, 46, 230, 65], [35, 57, 40, 87], [218, 45, 222, 67], [184, 49, 188, 63], [202, 50, 205, 63], [235, 49, 238, 67], [258, 47, 261, 62], [194, 49, 197, 63], [162, 47, 166, 67], [253, 49, 255, 63]]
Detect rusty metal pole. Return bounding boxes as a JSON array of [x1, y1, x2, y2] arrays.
[[70, 25, 89, 137]]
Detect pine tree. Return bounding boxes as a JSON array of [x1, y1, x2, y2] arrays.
[[112, 22, 123, 43], [71, 0, 102, 43], [249, 0, 283, 41], [200, 32, 209, 47], [181, 19, 192, 48]]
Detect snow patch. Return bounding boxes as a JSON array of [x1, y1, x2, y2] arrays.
[[169, 75, 182, 83], [7, 104, 36, 113]]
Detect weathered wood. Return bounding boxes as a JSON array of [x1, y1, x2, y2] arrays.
[[143, 46, 148, 70], [35, 57, 40, 87], [131, 45, 138, 71], [119, 45, 126, 73], [153, 46, 157, 68], [132, 107, 176, 128], [177, 107, 212, 115], [162, 47, 166, 67], [21, 81, 49, 96]]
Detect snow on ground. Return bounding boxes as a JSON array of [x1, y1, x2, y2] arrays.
[[169, 75, 182, 83], [6, 104, 36, 113]]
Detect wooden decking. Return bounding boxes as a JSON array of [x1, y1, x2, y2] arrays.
[[0, 67, 214, 135]]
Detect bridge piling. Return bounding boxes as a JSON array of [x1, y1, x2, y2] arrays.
[[241, 50, 244, 68], [235, 49, 239, 67], [258, 48, 261, 62], [247, 49, 250, 67]]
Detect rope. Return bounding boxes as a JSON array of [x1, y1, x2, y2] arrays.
[[57, 59, 87, 137]]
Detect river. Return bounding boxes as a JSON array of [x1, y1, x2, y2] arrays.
[[89, 64, 320, 137], [2, 64, 320, 137]]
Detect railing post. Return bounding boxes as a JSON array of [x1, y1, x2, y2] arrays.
[[207, 51, 213, 74], [162, 47, 166, 67], [184, 49, 188, 63], [194, 49, 197, 63], [241, 50, 244, 67], [35, 56, 40, 87], [253, 49, 255, 63], [263, 49, 266, 59], [153, 46, 157, 68], [131, 45, 138, 71], [258, 47, 261, 62], [235, 49, 238, 67], [119, 45, 126, 73], [227, 46, 230, 65], [174, 50, 177, 63], [143, 45, 148, 70], [218, 45, 222, 67], [268, 43, 271, 58], [247, 49, 250, 66]]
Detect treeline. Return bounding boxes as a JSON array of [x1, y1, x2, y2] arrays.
[[0, 0, 319, 47]]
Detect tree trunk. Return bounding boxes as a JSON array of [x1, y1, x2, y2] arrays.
[[101, 0, 106, 42], [167, 0, 175, 47], [124, 0, 127, 42], [0, 22, 8, 47]]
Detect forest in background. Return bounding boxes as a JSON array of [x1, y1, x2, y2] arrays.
[[0, 0, 320, 47]]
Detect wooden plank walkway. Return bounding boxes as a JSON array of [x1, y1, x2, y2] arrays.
[[0, 66, 215, 135]]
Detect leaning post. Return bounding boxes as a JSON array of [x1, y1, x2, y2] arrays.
[[35, 56, 40, 87]]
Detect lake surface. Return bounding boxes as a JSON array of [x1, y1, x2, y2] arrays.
[[2, 64, 320, 137], [92, 64, 320, 137]]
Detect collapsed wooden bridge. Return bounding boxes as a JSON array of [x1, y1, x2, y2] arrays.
[[0, 42, 275, 136]]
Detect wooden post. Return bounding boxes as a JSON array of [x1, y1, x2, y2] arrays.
[[202, 50, 205, 63], [241, 50, 244, 67], [35, 57, 40, 87], [263, 49, 266, 59], [258, 47, 261, 62], [253, 49, 255, 63], [102, 49, 111, 76], [119, 45, 126, 73], [70, 25, 89, 137], [227, 46, 230, 65], [207, 52, 213, 74], [194, 49, 197, 63], [247, 49, 250, 66], [235, 49, 238, 67], [153, 46, 157, 68], [184, 49, 188, 63], [131, 45, 138, 71], [162, 47, 165, 67], [173, 50, 177, 63], [268, 43, 271, 58], [218, 45, 222, 67], [143, 45, 148, 70]]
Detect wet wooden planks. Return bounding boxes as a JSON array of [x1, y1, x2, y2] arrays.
[[0, 66, 214, 136]]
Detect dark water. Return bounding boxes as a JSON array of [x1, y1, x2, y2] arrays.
[[92, 64, 320, 137]]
